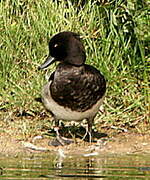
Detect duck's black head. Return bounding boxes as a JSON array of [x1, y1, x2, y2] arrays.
[[39, 31, 86, 69]]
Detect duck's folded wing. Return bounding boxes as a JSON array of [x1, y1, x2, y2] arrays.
[[50, 64, 106, 112]]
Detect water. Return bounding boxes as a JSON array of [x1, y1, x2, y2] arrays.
[[0, 152, 150, 179]]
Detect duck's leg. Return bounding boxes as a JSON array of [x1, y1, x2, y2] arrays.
[[87, 117, 94, 143], [49, 117, 74, 146], [54, 117, 60, 127], [54, 127, 74, 146], [82, 117, 94, 143]]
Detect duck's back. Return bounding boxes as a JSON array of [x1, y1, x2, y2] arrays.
[[50, 63, 106, 112]]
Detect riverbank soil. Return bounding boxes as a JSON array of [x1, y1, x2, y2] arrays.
[[0, 117, 150, 156]]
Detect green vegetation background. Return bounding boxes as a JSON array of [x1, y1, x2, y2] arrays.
[[0, 0, 149, 137]]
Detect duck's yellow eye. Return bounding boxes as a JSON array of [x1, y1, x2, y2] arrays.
[[54, 43, 59, 48]]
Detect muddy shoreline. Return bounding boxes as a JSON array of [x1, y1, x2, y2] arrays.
[[1, 132, 150, 156]]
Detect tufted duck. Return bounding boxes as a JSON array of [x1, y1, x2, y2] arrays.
[[39, 31, 106, 145]]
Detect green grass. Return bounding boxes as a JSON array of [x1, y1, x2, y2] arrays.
[[0, 0, 149, 138]]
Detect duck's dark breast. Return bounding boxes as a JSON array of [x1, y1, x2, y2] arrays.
[[50, 63, 106, 112]]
